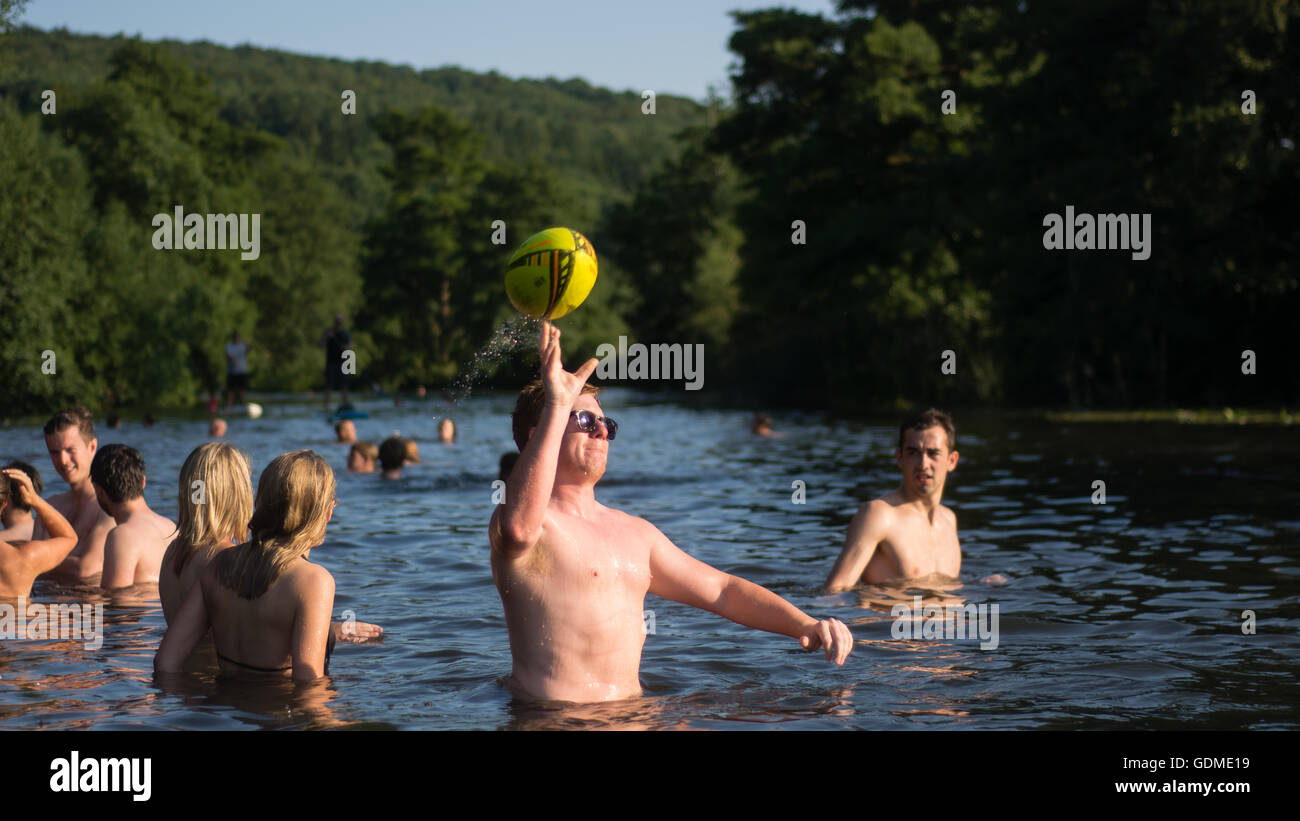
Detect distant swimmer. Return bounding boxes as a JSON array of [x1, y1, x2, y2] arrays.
[[346, 442, 377, 474], [489, 323, 852, 703], [209, 418, 227, 438], [0, 461, 43, 543], [826, 408, 966, 591], [32, 407, 116, 582], [498, 452, 518, 482], [0, 467, 78, 599], [403, 438, 420, 464], [751, 412, 781, 437], [438, 417, 456, 443], [335, 419, 356, 444], [378, 437, 406, 479], [157, 450, 382, 680], [90, 444, 178, 590]]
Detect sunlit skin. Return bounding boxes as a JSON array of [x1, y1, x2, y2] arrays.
[[33, 427, 115, 581], [438, 418, 455, 443], [826, 426, 963, 591], [335, 419, 356, 444], [490, 322, 853, 703], [94, 475, 178, 590], [0, 468, 78, 599]]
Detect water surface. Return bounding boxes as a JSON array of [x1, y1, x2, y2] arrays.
[[1, 395, 1296, 729]]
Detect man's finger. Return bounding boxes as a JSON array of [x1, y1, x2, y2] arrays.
[[574, 357, 599, 384]]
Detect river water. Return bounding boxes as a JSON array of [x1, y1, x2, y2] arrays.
[[1, 393, 1296, 729]]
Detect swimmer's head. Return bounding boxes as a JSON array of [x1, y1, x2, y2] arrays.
[[498, 452, 519, 483], [1, 461, 42, 514], [895, 408, 958, 498], [335, 419, 356, 443], [175, 442, 253, 572], [43, 406, 97, 485], [347, 441, 378, 474], [209, 418, 227, 438], [216, 450, 335, 599], [511, 378, 600, 452], [438, 417, 455, 443], [89, 444, 146, 514], [378, 437, 406, 474]]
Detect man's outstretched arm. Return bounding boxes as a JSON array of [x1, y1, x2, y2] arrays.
[[647, 523, 854, 664], [825, 500, 891, 592], [492, 322, 597, 557]]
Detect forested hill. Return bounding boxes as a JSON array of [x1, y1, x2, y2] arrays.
[[2, 25, 705, 222], [0, 26, 714, 414]]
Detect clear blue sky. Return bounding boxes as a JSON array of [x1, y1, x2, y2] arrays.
[[19, 0, 840, 101]]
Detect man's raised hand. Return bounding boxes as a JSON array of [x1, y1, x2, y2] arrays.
[[540, 321, 599, 409]]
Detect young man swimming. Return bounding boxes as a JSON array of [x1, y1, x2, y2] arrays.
[[32, 407, 116, 581], [90, 444, 178, 589], [489, 323, 853, 703], [825, 408, 964, 591]]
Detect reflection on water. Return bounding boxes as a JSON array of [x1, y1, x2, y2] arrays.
[[1, 395, 1297, 729]]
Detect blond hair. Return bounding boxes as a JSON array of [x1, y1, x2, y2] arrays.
[[170, 443, 253, 575], [215, 450, 335, 599]]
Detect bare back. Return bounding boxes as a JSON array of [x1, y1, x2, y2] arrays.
[[491, 503, 653, 702], [102, 510, 177, 589], [159, 540, 219, 625], [198, 558, 335, 676]]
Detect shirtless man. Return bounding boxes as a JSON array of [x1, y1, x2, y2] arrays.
[[90, 444, 177, 589], [490, 323, 853, 703], [33, 407, 115, 582], [825, 409, 963, 591], [0, 468, 78, 599]]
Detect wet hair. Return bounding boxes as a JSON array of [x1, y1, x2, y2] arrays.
[[348, 441, 378, 463], [2, 462, 42, 512], [89, 444, 146, 505], [171, 443, 253, 576], [378, 437, 407, 472], [511, 378, 599, 452], [214, 450, 335, 599], [498, 452, 519, 482], [43, 406, 95, 444], [898, 408, 956, 452]]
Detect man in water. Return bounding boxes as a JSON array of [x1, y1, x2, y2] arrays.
[[335, 419, 356, 444], [33, 407, 116, 581], [825, 408, 964, 591], [489, 323, 853, 703], [90, 444, 177, 589], [321, 313, 353, 410]]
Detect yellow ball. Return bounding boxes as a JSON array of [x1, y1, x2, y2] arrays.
[[505, 227, 598, 319]]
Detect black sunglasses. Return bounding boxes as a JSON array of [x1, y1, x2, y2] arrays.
[[570, 410, 617, 441]]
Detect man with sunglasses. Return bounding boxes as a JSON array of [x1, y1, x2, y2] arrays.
[[489, 322, 854, 703]]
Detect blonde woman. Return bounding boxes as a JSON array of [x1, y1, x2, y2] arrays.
[[159, 443, 253, 625], [156, 450, 379, 679]]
